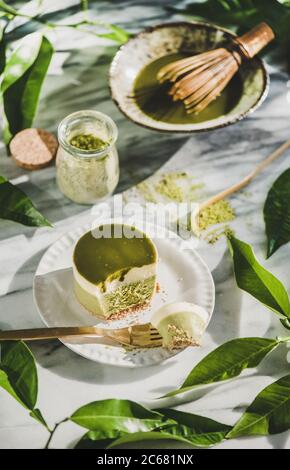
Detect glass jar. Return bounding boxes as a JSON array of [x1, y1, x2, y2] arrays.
[[56, 110, 119, 204]]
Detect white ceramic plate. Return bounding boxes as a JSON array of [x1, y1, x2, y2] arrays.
[[33, 222, 215, 367]]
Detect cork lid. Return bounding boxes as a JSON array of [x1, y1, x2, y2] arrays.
[[10, 128, 58, 170]]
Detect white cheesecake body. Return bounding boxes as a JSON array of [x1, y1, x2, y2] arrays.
[[151, 302, 207, 349]]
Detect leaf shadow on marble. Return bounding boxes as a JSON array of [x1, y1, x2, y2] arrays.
[[16, 179, 72, 226], [0, 249, 53, 341], [147, 249, 243, 397], [231, 344, 290, 449], [207, 249, 243, 344], [30, 337, 177, 385], [255, 341, 290, 377], [2, 248, 48, 300], [265, 430, 290, 449], [255, 341, 290, 448]]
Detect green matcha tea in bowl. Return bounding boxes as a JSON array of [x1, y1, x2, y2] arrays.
[[110, 21, 269, 133], [56, 110, 119, 204]]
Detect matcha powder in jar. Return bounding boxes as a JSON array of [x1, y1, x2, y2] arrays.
[[56, 110, 119, 204]]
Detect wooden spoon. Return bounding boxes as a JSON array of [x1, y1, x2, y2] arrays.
[[196, 139, 290, 221]]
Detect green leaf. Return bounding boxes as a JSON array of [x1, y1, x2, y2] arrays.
[[165, 337, 282, 398], [74, 432, 115, 449], [77, 409, 231, 449], [98, 24, 131, 44], [1, 32, 53, 143], [0, 21, 6, 75], [30, 408, 49, 430], [0, 1, 19, 16], [264, 168, 290, 258], [155, 409, 232, 447], [0, 341, 48, 430], [107, 431, 197, 449], [0, 176, 51, 227], [281, 318, 290, 330], [0, 368, 23, 405], [70, 399, 168, 438], [228, 236, 290, 318], [80, 0, 89, 11], [0, 341, 38, 409], [228, 374, 290, 438]]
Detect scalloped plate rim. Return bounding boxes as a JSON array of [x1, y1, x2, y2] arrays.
[[33, 222, 215, 367]]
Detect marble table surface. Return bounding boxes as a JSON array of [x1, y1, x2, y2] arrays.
[[0, 0, 290, 449]]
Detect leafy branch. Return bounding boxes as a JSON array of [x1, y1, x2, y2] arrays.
[[0, 0, 130, 228], [227, 374, 290, 438], [164, 337, 288, 398], [229, 236, 290, 316], [1, 336, 289, 448], [44, 418, 68, 449], [0, 341, 49, 430], [0, 1, 130, 144], [0, 2, 290, 448], [170, 0, 290, 69], [1, 32, 54, 143], [264, 168, 290, 258], [1, 229, 290, 447], [228, 235, 290, 327], [0, 1, 130, 45]]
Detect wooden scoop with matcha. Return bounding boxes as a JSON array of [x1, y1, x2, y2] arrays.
[[192, 139, 290, 231]]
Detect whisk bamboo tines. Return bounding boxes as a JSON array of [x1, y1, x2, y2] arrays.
[[157, 23, 275, 114]]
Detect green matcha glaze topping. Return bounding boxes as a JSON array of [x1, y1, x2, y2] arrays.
[[69, 133, 107, 151], [73, 224, 157, 287]]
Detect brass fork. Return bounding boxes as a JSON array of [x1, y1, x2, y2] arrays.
[[0, 323, 163, 349]]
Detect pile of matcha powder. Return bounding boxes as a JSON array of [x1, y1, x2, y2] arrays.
[[137, 171, 236, 242]]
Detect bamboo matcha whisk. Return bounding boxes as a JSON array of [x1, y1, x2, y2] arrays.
[[157, 23, 275, 114]]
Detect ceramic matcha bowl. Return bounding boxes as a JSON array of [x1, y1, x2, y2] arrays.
[[109, 21, 269, 133]]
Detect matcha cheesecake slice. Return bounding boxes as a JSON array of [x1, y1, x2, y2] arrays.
[[73, 224, 157, 319], [151, 302, 208, 350]]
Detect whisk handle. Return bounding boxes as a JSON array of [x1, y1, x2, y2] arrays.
[[235, 22, 275, 59]]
